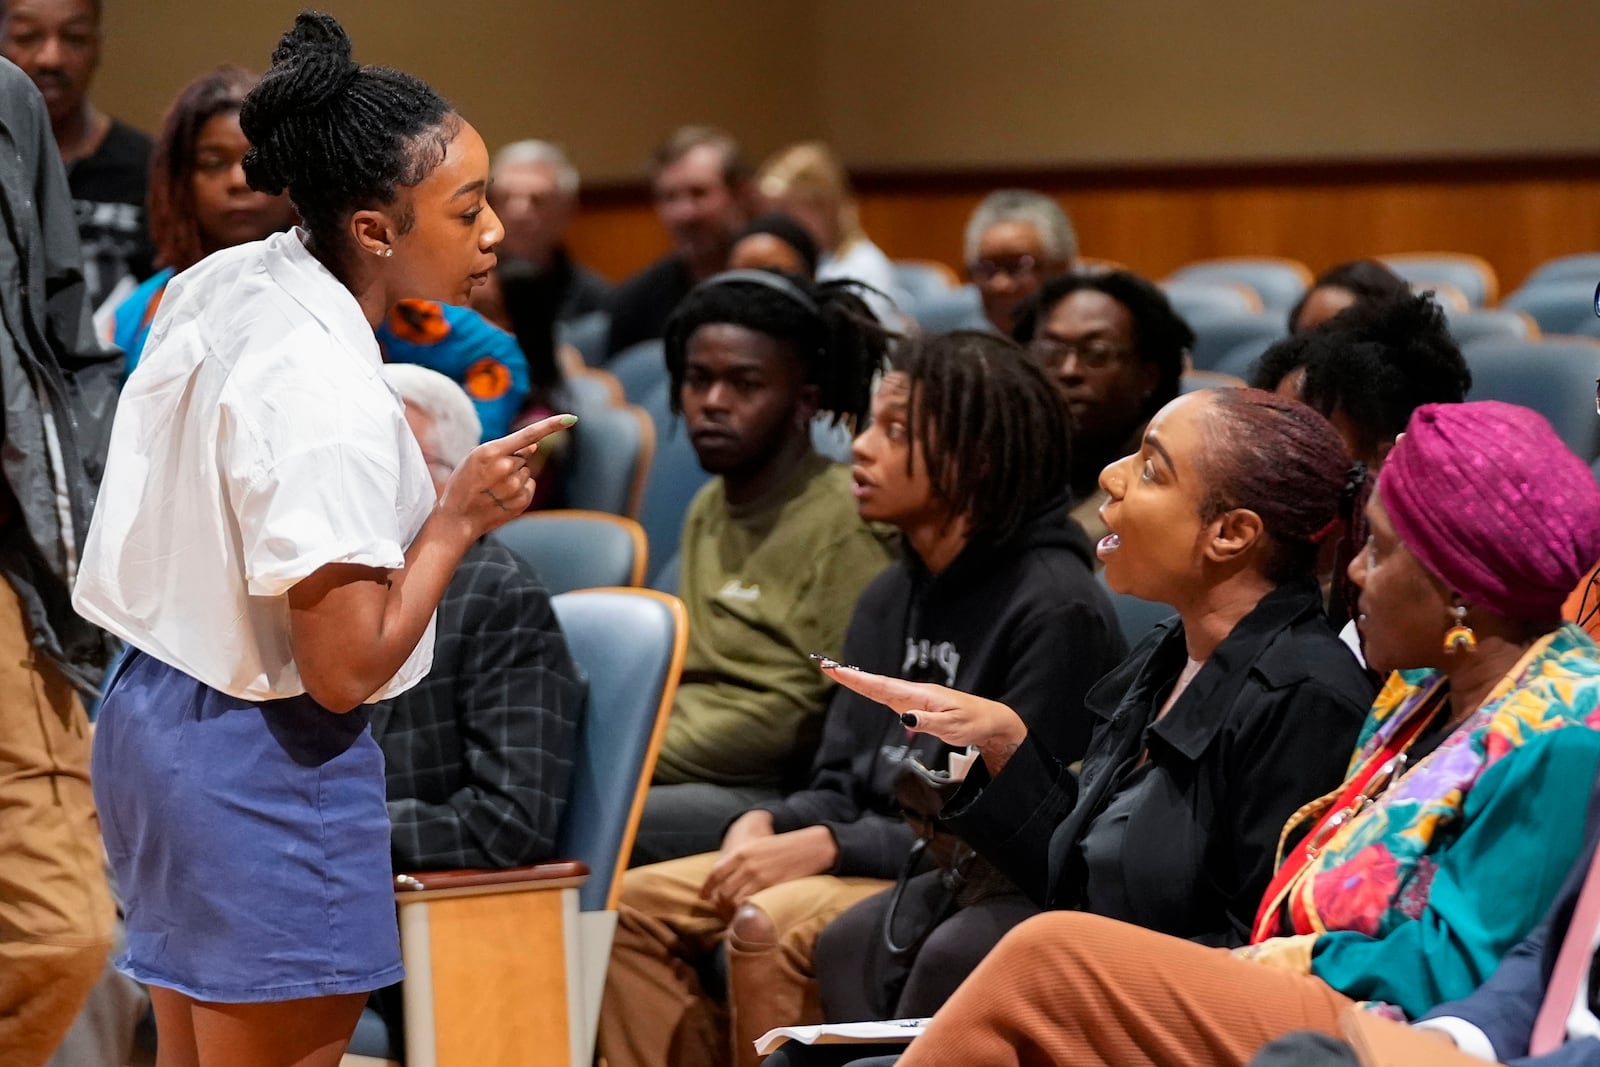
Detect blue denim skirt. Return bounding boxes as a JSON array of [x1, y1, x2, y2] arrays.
[[92, 649, 403, 1002]]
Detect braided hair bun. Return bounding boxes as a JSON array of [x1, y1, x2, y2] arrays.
[[238, 11, 454, 268], [239, 13, 356, 195]]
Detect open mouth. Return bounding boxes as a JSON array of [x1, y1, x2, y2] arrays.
[[1096, 533, 1121, 559], [850, 467, 877, 499]]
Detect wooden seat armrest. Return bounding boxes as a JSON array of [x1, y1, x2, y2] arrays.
[[394, 859, 589, 893]]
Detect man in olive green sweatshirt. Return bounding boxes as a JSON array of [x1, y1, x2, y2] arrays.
[[630, 268, 893, 866]]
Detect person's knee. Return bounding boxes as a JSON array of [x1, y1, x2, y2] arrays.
[[985, 910, 1107, 984], [890, 909, 1008, 1017], [729, 901, 779, 951], [736, 878, 831, 943], [917, 917, 988, 974], [911, 895, 1036, 977], [1006, 909, 1104, 948]]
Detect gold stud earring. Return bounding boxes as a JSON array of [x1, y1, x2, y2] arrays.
[[1444, 601, 1478, 653]]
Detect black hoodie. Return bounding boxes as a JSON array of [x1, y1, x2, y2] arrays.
[[754, 496, 1128, 879]]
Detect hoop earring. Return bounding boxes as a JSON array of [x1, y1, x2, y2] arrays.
[[1444, 601, 1478, 653]]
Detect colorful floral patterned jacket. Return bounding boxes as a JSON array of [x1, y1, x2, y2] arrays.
[[1284, 625, 1600, 1018]]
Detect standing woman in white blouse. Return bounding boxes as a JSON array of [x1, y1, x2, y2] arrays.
[[70, 14, 572, 1066]]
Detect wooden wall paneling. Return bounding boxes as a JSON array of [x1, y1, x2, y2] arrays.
[[565, 162, 1600, 297]]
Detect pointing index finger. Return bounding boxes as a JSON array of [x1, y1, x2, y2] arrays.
[[491, 413, 577, 455]]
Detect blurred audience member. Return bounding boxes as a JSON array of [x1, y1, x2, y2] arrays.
[[488, 139, 611, 323], [756, 142, 907, 329], [606, 125, 749, 357], [1287, 259, 1410, 334], [1252, 294, 1471, 631], [729, 212, 820, 278], [964, 190, 1076, 334], [1, 0, 155, 311], [1014, 271, 1189, 546], [113, 66, 296, 371]]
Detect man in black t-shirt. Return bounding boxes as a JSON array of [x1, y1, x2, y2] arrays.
[[603, 125, 750, 359], [2, 0, 154, 311]]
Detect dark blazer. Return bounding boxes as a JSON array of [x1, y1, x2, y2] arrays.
[[1420, 782, 1600, 1066], [944, 577, 1375, 947], [371, 538, 586, 871]]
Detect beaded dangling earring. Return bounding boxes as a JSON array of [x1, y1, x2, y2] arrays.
[[1444, 600, 1478, 653]]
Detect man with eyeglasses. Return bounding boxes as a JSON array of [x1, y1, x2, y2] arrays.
[[1012, 271, 1191, 546], [962, 190, 1077, 334]]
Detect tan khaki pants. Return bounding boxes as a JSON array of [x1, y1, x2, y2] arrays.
[[0, 576, 114, 1067], [598, 850, 890, 1067], [899, 911, 1356, 1067]]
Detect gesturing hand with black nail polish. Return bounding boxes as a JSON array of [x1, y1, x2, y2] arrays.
[[814, 661, 1030, 775]]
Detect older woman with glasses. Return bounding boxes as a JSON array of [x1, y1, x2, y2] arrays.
[[838, 400, 1600, 1067], [961, 190, 1078, 334], [1011, 271, 1191, 545]]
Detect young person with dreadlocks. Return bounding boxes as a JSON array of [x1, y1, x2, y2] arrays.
[[600, 330, 1125, 1067], [629, 269, 897, 867], [72, 14, 572, 1065]]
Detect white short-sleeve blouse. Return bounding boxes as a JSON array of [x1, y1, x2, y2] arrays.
[[74, 229, 437, 703]]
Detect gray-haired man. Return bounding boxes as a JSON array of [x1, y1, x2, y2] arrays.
[[489, 139, 612, 324]]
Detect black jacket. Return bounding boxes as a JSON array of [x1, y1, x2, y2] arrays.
[[0, 61, 121, 689], [603, 253, 693, 358], [756, 499, 1127, 879], [945, 577, 1375, 947]]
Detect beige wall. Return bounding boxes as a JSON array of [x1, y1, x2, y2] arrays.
[[814, 0, 1600, 167], [94, 0, 820, 183], [95, 0, 1600, 182]]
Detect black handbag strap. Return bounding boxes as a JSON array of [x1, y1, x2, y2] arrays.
[[880, 837, 975, 957]]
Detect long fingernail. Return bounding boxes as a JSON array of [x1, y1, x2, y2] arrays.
[[559, 414, 578, 427], [900, 713, 919, 729]]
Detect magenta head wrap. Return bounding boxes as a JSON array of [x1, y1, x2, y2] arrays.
[[1378, 401, 1600, 621]]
